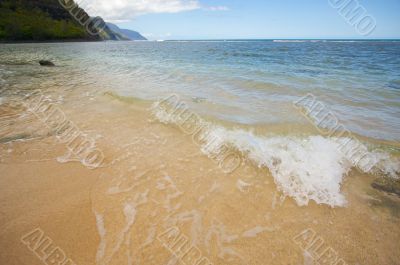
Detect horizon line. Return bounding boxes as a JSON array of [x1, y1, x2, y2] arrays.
[[152, 38, 400, 41]]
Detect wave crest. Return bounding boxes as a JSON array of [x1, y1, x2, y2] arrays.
[[152, 101, 399, 207]]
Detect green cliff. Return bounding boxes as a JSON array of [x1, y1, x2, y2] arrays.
[[0, 0, 126, 41]]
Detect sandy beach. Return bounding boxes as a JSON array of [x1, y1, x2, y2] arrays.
[[1, 0, 400, 263], [1, 88, 399, 265]]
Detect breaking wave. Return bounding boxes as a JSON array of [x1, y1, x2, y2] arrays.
[[152, 102, 400, 207]]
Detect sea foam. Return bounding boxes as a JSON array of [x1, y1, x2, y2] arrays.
[[153, 105, 399, 207]]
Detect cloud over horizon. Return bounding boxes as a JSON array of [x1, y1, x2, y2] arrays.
[[75, 0, 227, 22]]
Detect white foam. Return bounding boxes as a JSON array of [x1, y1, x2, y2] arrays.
[[166, 210, 203, 246], [303, 251, 315, 265], [273, 40, 309, 43], [209, 181, 220, 193], [57, 150, 80, 164], [104, 202, 137, 265], [222, 131, 350, 206], [205, 221, 243, 262], [94, 191, 149, 265], [140, 225, 157, 248], [242, 226, 274, 238], [95, 212, 107, 264], [236, 179, 251, 192], [370, 151, 400, 179], [153, 104, 400, 207]]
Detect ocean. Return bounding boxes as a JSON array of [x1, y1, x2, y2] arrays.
[[1, 40, 400, 138], [0, 40, 399, 265], [1, 40, 399, 205]]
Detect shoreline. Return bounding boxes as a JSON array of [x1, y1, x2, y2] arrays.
[[1, 38, 400, 264], [1, 92, 399, 264], [1, 39, 399, 44]]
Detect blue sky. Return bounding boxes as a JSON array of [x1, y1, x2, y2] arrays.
[[90, 0, 400, 40]]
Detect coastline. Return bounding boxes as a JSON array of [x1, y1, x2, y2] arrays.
[[1, 91, 399, 265], [1, 38, 399, 44], [1, 0, 399, 263]]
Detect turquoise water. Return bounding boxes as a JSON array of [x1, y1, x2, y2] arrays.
[[0, 40, 399, 141], [1, 40, 399, 206]]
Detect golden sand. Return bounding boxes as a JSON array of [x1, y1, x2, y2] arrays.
[[0, 92, 399, 265]]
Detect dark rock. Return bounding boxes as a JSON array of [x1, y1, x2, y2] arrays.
[[39, 60, 55, 66], [372, 177, 400, 197]]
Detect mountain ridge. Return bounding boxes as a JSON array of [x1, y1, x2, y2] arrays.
[[0, 0, 145, 42], [106, 23, 147, 41]]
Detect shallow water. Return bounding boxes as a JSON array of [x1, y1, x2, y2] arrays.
[[0, 41, 400, 265], [1, 40, 400, 139]]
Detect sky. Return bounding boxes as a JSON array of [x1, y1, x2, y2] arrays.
[[79, 0, 400, 40]]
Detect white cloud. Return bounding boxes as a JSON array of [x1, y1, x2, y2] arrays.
[[74, 0, 228, 22], [205, 6, 229, 11], [75, 0, 199, 21]]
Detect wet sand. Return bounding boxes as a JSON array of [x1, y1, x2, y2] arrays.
[[0, 92, 399, 265]]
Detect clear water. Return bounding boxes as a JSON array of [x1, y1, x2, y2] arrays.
[[2, 41, 400, 265], [1, 40, 399, 141]]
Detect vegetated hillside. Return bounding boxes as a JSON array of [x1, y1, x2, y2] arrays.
[[0, 0, 106, 41], [106, 23, 147, 41]]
